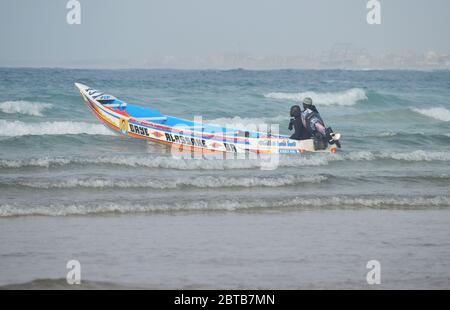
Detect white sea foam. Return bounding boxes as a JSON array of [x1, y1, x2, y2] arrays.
[[382, 150, 450, 162], [0, 120, 114, 137], [0, 155, 331, 170], [264, 88, 367, 106], [206, 115, 286, 129], [1, 150, 449, 170], [378, 132, 399, 137], [412, 107, 450, 122], [12, 175, 327, 190], [1, 195, 449, 217], [0, 157, 71, 168], [333, 150, 450, 162], [0, 101, 52, 116]]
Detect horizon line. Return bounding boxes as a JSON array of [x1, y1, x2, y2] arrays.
[[0, 65, 449, 72]]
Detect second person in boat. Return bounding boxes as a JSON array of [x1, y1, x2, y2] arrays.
[[288, 104, 310, 140]]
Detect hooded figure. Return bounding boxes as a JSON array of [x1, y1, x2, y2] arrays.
[[288, 105, 310, 140], [301, 97, 326, 137]]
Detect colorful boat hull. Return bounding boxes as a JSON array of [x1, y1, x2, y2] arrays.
[[75, 83, 338, 154]]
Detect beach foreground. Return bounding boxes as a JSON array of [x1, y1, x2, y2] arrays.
[[1, 209, 449, 289]]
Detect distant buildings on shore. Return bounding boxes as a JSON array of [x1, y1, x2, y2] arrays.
[[139, 45, 450, 70], [10, 45, 449, 70]]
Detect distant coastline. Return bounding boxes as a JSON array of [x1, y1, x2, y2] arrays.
[[0, 66, 449, 71], [1, 48, 450, 71]]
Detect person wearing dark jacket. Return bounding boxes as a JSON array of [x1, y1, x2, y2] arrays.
[[288, 105, 310, 140], [301, 97, 326, 137]]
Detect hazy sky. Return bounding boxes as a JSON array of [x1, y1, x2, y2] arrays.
[[1, 0, 449, 67]]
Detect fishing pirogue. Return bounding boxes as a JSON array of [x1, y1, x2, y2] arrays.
[[75, 83, 341, 154]]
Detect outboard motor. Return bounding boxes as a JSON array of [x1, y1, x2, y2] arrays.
[[325, 127, 341, 148]]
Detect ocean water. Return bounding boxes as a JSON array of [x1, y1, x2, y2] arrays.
[[0, 68, 449, 289]]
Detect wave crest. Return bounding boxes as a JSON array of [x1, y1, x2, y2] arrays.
[[1, 150, 449, 171], [5, 175, 327, 190], [207, 115, 286, 128], [264, 88, 367, 106], [412, 107, 450, 122], [0, 120, 114, 137], [0, 101, 52, 116], [1, 195, 449, 217]]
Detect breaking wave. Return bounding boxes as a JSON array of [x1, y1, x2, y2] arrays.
[[264, 88, 367, 106], [1, 150, 449, 170], [5, 175, 327, 189], [0, 120, 114, 137], [412, 107, 450, 122], [384, 150, 450, 161], [207, 115, 286, 128], [1, 195, 449, 217], [0, 155, 328, 170], [0, 101, 52, 116]]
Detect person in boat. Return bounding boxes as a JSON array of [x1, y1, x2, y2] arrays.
[[288, 105, 310, 140], [301, 97, 343, 149], [301, 97, 327, 138]]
